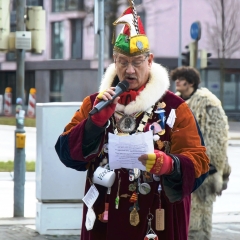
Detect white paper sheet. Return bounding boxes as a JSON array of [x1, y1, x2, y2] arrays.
[[108, 131, 154, 170]]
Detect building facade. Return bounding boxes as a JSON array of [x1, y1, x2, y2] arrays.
[[0, 0, 240, 119]]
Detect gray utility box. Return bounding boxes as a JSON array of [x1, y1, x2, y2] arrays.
[[36, 102, 87, 235]]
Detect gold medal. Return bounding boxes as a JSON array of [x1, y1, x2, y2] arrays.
[[130, 207, 140, 226]]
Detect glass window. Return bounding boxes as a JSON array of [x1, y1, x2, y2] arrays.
[[237, 75, 240, 110], [71, 19, 83, 59], [223, 73, 237, 110], [50, 71, 63, 102], [135, 0, 143, 4], [52, 0, 83, 12], [51, 22, 64, 59], [27, 0, 43, 6], [207, 70, 221, 99]]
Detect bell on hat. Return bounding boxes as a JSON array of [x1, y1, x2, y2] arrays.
[[113, 0, 150, 56]]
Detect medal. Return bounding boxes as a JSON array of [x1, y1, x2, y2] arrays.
[[139, 183, 151, 195], [117, 115, 136, 133], [129, 183, 137, 192], [130, 207, 140, 226]]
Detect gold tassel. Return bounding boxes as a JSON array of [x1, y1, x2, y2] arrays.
[[112, 27, 116, 45]]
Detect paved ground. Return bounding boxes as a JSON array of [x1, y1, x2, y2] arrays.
[[0, 122, 240, 239], [0, 221, 240, 240]]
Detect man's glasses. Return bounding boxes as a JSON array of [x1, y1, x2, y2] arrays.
[[116, 55, 149, 68]]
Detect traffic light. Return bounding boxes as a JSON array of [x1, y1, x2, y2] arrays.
[[200, 50, 212, 69], [181, 46, 190, 66], [181, 42, 196, 67]]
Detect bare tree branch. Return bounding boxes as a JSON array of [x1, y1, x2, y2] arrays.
[[205, 0, 240, 58]]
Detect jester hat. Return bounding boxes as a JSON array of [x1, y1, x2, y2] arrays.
[[113, 1, 150, 56]]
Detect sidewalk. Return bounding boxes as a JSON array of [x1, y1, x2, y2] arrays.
[[0, 121, 240, 239], [0, 173, 240, 240]]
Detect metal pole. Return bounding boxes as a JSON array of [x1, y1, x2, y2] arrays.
[[178, 0, 182, 67], [98, 0, 104, 86], [14, 0, 26, 217]]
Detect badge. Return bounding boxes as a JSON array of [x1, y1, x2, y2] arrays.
[[153, 174, 160, 181], [142, 171, 153, 183], [156, 140, 164, 150], [136, 40, 143, 50], [139, 183, 151, 195], [134, 168, 141, 179], [129, 169, 135, 181], [129, 183, 137, 192], [117, 115, 136, 133], [103, 143, 109, 153], [129, 192, 138, 203]]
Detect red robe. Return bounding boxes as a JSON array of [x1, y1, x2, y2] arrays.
[[55, 90, 209, 240]]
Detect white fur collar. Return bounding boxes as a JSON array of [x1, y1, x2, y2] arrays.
[[99, 62, 170, 115]]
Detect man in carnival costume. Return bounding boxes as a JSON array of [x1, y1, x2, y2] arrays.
[[55, 1, 210, 239], [171, 66, 231, 240]]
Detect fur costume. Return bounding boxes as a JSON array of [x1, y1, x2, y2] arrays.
[[177, 87, 231, 239]]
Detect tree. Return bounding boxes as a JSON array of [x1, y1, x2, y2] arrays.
[[205, 0, 240, 104]]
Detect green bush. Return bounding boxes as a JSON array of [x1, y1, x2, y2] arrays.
[[0, 161, 35, 172]]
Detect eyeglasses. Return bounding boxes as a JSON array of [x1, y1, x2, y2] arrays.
[[116, 55, 149, 68]]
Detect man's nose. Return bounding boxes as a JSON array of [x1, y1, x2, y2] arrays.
[[126, 63, 135, 74]]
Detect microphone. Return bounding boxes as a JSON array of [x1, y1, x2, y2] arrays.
[[89, 80, 129, 115]]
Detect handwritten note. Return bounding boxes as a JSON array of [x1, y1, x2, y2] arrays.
[[108, 131, 154, 170]]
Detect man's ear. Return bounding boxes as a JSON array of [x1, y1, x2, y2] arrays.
[[148, 53, 154, 66]]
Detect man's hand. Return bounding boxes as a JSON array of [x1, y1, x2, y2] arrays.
[[138, 150, 173, 175], [91, 88, 120, 127]]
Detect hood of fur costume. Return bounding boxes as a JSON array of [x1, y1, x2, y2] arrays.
[[99, 62, 170, 115]]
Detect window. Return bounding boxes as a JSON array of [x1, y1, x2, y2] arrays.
[[71, 19, 83, 59], [223, 73, 237, 110], [52, 0, 84, 12], [135, 0, 143, 5], [27, 0, 43, 6], [50, 71, 63, 102], [52, 22, 64, 59]]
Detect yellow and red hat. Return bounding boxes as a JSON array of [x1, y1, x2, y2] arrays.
[[113, 1, 150, 56]]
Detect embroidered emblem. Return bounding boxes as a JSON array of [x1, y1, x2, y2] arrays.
[[136, 40, 143, 50]]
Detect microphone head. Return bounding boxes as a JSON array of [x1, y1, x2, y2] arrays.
[[117, 80, 129, 92]]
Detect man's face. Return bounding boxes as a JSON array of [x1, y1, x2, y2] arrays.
[[114, 53, 154, 90], [175, 78, 191, 93]]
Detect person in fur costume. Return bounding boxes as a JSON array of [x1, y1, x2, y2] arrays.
[[171, 66, 231, 240], [55, 2, 210, 239]]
